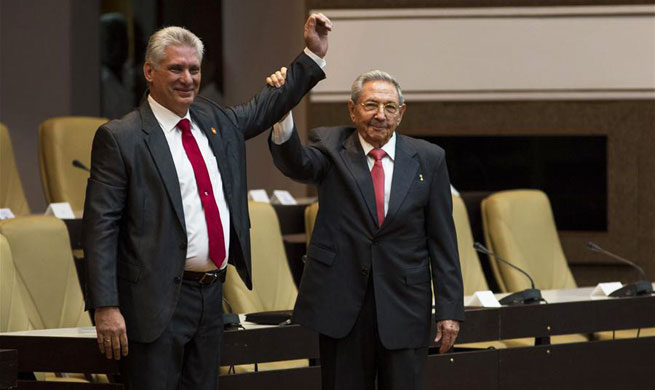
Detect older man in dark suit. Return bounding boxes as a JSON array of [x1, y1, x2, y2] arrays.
[[83, 14, 331, 390], [268, 70, 464, 390]]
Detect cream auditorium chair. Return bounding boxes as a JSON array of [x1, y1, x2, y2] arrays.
[[0, 216, 93, 383], [0, 233, 32, 332], [481, 190, 588, 344], [221, 201, 306, 374], [38, 116, 107, 215], [482, 189, 655, 340], [304, 201, 318, 246], [0, 122, 31, 215], [451, 195, 532, 349], [452, 195, 488, 296]]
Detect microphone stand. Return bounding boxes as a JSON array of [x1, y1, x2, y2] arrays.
[[586, 242, 653, 297], [474, 242, 542, 306]]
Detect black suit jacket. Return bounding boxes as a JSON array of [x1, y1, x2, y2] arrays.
[[83, 52, 325, 343], [270, 126, 464, 350]]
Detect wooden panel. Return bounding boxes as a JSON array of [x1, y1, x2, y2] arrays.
[[498, 338, 655, 390], [0, 349, 16, 390], [0, 337, 116, 374], [223, 325, 319, 365], [450, 308, 499, 343], [220, 366, 321, 390], [428, 349, 498, 389], [499, 296, 655, 338]]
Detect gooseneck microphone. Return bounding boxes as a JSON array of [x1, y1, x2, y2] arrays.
[[586, 242, 653, 297], [72, 159, 90, 172], [473, 242, 543, 305]]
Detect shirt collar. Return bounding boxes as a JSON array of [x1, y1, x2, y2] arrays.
[[147, 94, 191, 134], [358, 131, 396, 161]]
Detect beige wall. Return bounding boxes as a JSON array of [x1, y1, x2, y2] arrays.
[[310, 6, 655, 102]]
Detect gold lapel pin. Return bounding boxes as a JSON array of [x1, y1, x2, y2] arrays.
[[419, 174, 424, 182], [211, 127, 217, 134]]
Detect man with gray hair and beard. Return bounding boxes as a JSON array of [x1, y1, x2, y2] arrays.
[[267, 69, 464, 390], [83, 14, 331, 390]]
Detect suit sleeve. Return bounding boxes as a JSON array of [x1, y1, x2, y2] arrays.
[[82, 126, 127, 309], [269, 126, 329, 185], [224, 52, 325, 140], [426, 153, 465, 322]]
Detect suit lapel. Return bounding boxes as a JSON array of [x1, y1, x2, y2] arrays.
[[382, 135, 418, 229], [141, 103, 186, 232], [190, 106, 233, 202], [340, 132, 378, 226]]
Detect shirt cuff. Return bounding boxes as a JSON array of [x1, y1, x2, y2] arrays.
[[304, 47, 326, 69], [272, 112, 294, 145]]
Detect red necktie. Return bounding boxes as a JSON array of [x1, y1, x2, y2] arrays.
[[368, 148, 386, 227], [177, 118, 226, 269]]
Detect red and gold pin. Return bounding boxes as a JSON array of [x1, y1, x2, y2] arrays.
[[211, 127, 217, 134]]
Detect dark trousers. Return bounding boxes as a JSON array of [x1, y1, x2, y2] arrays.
[[319, 278, 428, 390], [121, 278, 223, 390]]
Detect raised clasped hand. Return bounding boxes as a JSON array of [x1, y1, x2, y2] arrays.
[[266, 67, 288, 88], [304, 13, 332, 58]]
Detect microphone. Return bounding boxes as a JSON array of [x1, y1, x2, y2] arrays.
[[473, 242, 542, 305], [586, 242, 653, 297], [72, 159, 90, 172]]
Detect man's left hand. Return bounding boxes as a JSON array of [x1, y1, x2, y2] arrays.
[[435, 320, 460, 354], [304, 13, 332, 58], [266, 67, 287, 88]]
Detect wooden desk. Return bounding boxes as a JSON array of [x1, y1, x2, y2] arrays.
[[1, 289, 654, 389], [0, 349, 16, 390]]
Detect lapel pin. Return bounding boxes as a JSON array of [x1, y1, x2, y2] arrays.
[[419, 174, 424, 182], [211, 127, 217, 134]]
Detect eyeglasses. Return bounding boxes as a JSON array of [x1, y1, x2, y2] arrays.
[[359, 101, 403, 115]]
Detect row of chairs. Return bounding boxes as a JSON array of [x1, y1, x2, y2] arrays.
[[305, 190, 572, 297], [0, 201, 301, 375], [306, 190, 652, 346], [1, 117, 107, 215]]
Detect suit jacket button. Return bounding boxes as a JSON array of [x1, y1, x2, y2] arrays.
[[361, 269, 368, 276], [174, 276, 181, 284]]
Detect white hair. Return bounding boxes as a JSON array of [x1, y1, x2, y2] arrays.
[[145, 26, 204, 67], [350, 70, 404, 105]]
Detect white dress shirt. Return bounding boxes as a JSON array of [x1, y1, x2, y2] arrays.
[[148, 95, 230, 271], [273, 113, 396, 215]]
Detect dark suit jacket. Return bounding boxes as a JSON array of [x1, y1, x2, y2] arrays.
[[270, 126, 464, 350], [83, 52, 325, 343]]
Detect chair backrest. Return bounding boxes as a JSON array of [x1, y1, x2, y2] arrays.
[[0, 234, 32, 332], [481, 189, 577, 292], [304, 202, 319, 246], [0, 123, 30, 215], [223, 201, 297, 313], [452, 195, 489, 295], [39, 116, 107, 213], [0, 216, 91, 329]]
